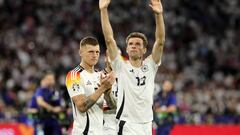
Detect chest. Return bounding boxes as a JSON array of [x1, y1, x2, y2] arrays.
[[158, 94, 172, 105], [123, 64, 151, 87], [82, 72, 100, 95]]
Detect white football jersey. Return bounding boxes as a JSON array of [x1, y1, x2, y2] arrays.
[[111, 55, 160, 123], [103, 78, 118, 132], [66, 65, 104, 135]]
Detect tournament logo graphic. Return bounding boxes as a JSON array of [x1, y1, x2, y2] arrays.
[[72, 83, 80, 91]]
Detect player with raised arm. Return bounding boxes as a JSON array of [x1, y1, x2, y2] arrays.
[[99, 0, 165, 134], [65, 37, 116, 135]]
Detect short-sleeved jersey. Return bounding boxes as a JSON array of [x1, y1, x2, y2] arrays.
[[103, 77, 118, 130], [66, 65, 104, 135], [111, 55, 160, 123]]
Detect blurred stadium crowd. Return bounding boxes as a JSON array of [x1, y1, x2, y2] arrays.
[[0, 0, 240, 125]]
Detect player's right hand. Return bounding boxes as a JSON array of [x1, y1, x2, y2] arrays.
[[99, 0, 111, 9]]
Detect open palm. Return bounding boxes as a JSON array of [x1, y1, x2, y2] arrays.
[[99, 0, 111, 9], [149, 0, 163, 14]]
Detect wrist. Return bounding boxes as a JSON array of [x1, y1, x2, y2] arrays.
[[100, 7, 108, 10], [104, 88, 111, 94], [155, 12, 163, 15], [97, 85, 106, 93]]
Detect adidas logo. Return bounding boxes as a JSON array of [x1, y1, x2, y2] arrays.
[[86, 80, 92, 85], [129, 69, 134, 73]]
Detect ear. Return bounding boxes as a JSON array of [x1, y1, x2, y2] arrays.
[[143, 47, 147, 54], [79, 49, 82, 57], [126, 46, 129, 54]]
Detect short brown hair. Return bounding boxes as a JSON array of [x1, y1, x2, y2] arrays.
[[126, 32, 148, 47], [80, 36, 99, 48]]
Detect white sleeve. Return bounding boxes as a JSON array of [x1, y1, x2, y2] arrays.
[[146, 55, 161, 73], [65, 71, 85, 98], [110, 54, 124, 73]]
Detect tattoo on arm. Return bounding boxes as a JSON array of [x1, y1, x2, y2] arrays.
[[83, 97, 96, 111], [105, 92, 117, 109]]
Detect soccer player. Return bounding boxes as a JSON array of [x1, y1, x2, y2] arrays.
[[65, 37, 116, 135], [99, 0, 165, 134], [103, 50, 118, 135]]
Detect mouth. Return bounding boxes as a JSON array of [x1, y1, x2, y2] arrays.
[[130, 50, 137, 53], [91, 59, 98, 62]]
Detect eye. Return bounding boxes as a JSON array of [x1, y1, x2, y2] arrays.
[[136, 42, 141, 46]]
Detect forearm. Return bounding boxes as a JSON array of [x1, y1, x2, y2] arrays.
[[151, 12, 165, 63], [155, 105, 176, 113], [104, 90, 117, 109], [37, 97, 54, 111], [155, 13, 165, 45], [100, 8, 119, 60], [80, 87, 105, 112], [100, 8, 114, 42]]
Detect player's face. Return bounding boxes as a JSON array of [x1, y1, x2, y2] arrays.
[[126, 37, 146, 60], [80, 44, 100, 66], [162, 80, 173, 92]]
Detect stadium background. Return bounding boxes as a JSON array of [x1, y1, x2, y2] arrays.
[[0, 0, 239, 134]]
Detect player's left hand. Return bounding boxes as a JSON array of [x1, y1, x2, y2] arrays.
[[100, 71, 115, 91], [149, 0, 163, 14]]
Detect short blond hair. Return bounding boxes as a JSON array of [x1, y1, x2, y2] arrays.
[[80, 36, 99, 48], [126, 32, 148, 47]]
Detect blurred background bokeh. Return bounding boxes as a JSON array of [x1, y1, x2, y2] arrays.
[[0, 0, 239, 134]]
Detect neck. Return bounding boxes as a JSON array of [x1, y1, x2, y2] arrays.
[[80, 62, 94, 73], [129, 57, 142, 67]]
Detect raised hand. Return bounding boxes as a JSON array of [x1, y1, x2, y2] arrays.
[[99, 0, 111, 9], [149, 0, 163, 14]]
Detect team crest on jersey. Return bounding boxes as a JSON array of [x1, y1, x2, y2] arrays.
[[72, 83, 81, 91], [141, 65, 148, 72]]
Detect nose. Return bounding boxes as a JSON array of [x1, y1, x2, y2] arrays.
[[131, 45, 137, 49], [93, 52, 99, 58]]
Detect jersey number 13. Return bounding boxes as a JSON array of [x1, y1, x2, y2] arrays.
[[136, 76, 146, 86]]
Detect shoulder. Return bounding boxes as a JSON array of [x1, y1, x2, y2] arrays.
[[35, 87, 46, 95], [65, 65, 85, 89], [169, 91, 176, 97], [143, 55, 161, 68], [66, 65, 84, 80], [112, 55, 128, 63], [143, 56, 153, 63], [35, 88, 42, 93]]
